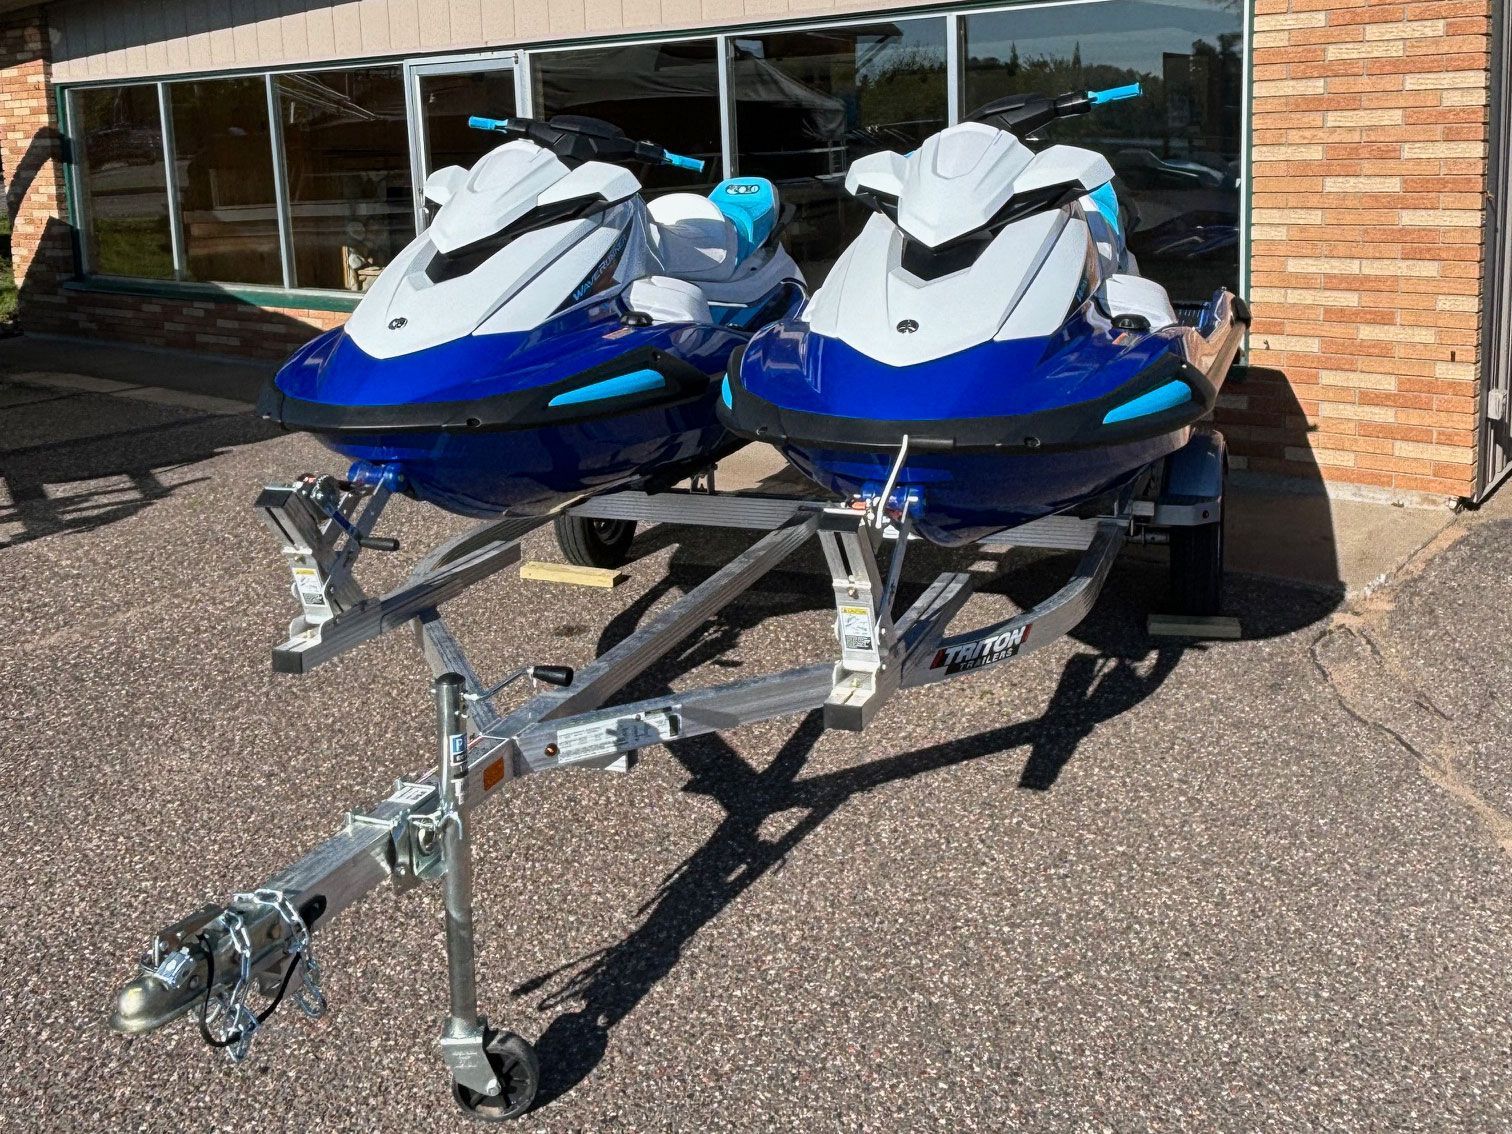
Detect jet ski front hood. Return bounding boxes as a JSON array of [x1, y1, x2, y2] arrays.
[[735, 306, 1186, 422], [261, 294, 743, 434], [724, 292, 1246, 455]]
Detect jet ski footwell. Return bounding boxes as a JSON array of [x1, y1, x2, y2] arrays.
[[110, 438, 1225, 1116]]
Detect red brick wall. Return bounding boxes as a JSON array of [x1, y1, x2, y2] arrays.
[[1, 4, 70, 317], [46, 290, 348, 359], [1243, 0, 1492, 499]]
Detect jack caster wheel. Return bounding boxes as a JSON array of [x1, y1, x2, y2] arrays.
[[452, 1029, 540, 1122], [553, 515, 636, 568]]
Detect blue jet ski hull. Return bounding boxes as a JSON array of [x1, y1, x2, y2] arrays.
[[259, 285, 803, 518], [722, 290, 1247, 546]]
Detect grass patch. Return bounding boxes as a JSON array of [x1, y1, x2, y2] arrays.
[[0, 213, 14, 324]]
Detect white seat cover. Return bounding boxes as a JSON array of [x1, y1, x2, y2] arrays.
[[647, 193, 740, 282]]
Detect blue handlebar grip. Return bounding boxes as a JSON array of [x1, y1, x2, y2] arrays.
[[1087, 83, 1142, 105], [468, 115, 510, 131], [663, 152, 706, 172]]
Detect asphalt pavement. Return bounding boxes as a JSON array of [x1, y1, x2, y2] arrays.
[[1, 368, 1509, 1132]]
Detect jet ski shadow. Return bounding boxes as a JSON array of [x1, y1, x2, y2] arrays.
[[520, 527, 1337, 1108]]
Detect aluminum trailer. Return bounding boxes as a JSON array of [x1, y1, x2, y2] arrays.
[[109, 429, 1227, 1121]]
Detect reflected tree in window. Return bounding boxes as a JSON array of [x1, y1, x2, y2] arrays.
[[74, 84, 173, 279], [964, 0, 1244, 298]]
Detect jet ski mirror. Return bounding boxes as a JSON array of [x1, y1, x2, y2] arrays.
[[423, 165, 468, 209], [844, 150, 908, 214]]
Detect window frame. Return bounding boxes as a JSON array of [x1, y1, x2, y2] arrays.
[[55, 0, 1250, 310]]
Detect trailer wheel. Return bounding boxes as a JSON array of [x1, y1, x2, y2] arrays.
[[1168, 512, 1225, 617], [451, 1029, 539, 1122], [553, 515, 635, 568]]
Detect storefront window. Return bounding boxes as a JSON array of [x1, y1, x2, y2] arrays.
[[167, 77, 281, 286], [73, 85, 174, 279], [419, 68, 520, 177], [731, 21, 948, 281], [963, 0, 1244, 299], [533, 41, 722, 194], [277, 68, 413, 291]]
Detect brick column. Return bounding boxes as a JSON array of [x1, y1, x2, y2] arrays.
[[1244, 0, 1491, 500], [1, 3, 72, 329]]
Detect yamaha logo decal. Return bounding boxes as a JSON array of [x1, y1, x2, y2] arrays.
[[388, 317, 408, 330], [725, 183, 762, 195], [896, 319, 919, 334]]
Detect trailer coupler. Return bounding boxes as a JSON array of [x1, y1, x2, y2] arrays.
[[112, 888, 328, 1062]]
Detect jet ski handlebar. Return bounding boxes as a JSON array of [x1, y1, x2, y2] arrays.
[[967, 81, 1142, 137], [467, 114, 706, 173]]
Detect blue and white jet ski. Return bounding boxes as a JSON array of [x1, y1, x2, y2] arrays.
[[720, 85, 1248, 547], [258, 115, 803, 519]]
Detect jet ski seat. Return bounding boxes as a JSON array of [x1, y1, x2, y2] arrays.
[[648, 193, 741, 282], [647, 177, 781, 283]]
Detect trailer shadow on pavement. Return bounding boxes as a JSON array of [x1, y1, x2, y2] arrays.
[[0, 374, 278, 549], [516, 528, 1342, 1107]]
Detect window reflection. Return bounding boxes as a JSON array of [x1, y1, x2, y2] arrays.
[[533, 41, 723, 194], [74, 85, 174, 279], [168, 77, 281, 286], [732, 21, 948, 282], [420, 68, 519, 177], [278, 68, 413, 291], [963, 0, 1243, 298]]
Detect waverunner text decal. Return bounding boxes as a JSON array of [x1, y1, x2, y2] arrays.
[[929, 624, 1032, 673]]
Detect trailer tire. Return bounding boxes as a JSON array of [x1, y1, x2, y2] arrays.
[[553, 515, 636, 568], [1168, 513, 1225, 617], [451, 1029, 539, 1122]]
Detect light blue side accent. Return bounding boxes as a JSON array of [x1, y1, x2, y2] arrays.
[[468, 115, 510, 132], [1088, 83, 1142, 105], [1102, 380, 1192, 424], [1086, 181, 1122, 237], [547, 368, 665, 407], [721, 375, 733, 409], [709, 177, 778, 261], [664, 151, 706, 172]]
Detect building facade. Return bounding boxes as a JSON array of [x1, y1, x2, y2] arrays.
[[1, 0, 1508, 502]]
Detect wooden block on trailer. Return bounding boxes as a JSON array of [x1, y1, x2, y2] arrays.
[[520, 560, 626, 589], [1147, 614, 1243, 640]]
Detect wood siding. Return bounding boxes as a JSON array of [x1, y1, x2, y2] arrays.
[[48, 0, 942, 82]]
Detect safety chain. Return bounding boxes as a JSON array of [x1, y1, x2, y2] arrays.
[[202, 889, 327, 1064], [202, 910, 260, 1063], [238, 888, 329, 1022]]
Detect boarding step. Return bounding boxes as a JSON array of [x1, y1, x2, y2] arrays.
[[569, 489, 809, 531], [577, 491, 1110, 551], [977, 515, 1101, 551]]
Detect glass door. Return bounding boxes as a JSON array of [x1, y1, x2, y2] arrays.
[[406, 54, 525, 231]]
